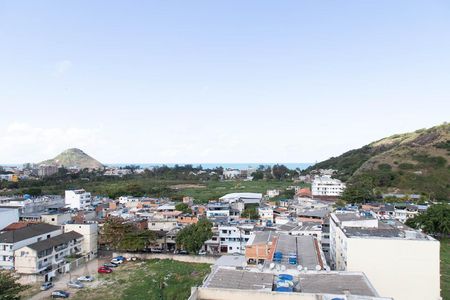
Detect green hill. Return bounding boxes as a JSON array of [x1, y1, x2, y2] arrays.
[[305, 123, 450, 201], [39, 148, 104, 170]]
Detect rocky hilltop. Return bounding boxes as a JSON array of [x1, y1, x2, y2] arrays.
[[39, 148, 104, 170], [306, 123, 450, 200]]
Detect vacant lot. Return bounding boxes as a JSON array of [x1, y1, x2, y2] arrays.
[[71, 259, 211, 300]]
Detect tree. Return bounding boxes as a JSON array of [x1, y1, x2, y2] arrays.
[[272, 164, 289, 180], [176, 219, 213, 253], [251, 171, 264, 181], [175, 203, 191, 214], [0, 271, 28, 300], [101, 217, 156, 251], [405, 204, 450, 236], [241, 207, 259, 220], [341, 175, 375, 203]]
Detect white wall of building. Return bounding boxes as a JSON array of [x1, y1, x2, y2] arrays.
[[312, 175, 345, 197], [0, 208, 19, 231], [64, 223, 98, 259], [65, 190, 91, 210]]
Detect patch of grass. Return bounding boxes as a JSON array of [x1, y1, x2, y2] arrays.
[[441, 238, 450, 300], [71, 259, 211, 300]]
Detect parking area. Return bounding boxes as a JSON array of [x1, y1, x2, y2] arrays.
[[27, 257, 110, 300]]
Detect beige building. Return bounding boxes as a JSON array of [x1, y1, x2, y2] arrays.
[[329, 212, 440, 300], [14, 231, 83, 279], [63, 223, 98, 259]]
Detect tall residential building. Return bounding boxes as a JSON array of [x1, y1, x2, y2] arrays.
[[329, 212, 440, 300], [311, 175, 346, 197], [65, 189, 91, 210], [38, 165, 59, 177]]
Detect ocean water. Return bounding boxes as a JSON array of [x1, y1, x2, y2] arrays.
[[106, 163, 312, 170]]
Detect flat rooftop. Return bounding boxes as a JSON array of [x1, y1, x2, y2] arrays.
[[203, 268, 380, 297], [343, 220, 433, 240], [333, 212, 375, 222], [298, 272, 378, 296], [204, 268, 273, 291]]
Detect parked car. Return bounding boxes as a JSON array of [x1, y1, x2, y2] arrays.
[[179, 250, 189, 255], [198, 250, 206, 255], [67, 280, 84, 289], [77, 275, 94, 282], [40, 281, 54, 291], [129, 256, 138, 261], [98, 266, 113, 273], [150, 248, 163, 253], [111, 258, 123, 264], [114, 255, 126, 261], [103, 262, 118, 268], [51, 290, 70, 298]]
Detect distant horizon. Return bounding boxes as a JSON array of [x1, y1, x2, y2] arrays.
[[0, 162, 313, 170]]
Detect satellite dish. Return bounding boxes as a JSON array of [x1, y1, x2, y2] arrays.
[[276, 264, 281, 271], [303, 267, 308, 272], [315, 265, 322, 271], [269, 263, 275, 270], [297, 265, 303, 271], [281, 265, 286, 271], [325, 266, 331, 272], [258, 264, 264, 271]]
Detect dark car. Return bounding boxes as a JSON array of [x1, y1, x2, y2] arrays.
[[51, 290, 70, 298], [103, 262, 118, 268]]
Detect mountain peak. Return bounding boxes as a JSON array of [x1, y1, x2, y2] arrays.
[[39, 148, 104, 170]]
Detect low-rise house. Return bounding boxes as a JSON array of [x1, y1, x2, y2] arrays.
[[41, 212, 71, 225], [218, 224, 253, 254]]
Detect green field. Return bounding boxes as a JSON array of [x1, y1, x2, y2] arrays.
[[442, 238, 450, 300], [5, 176, 306, 203], [71, 259, 211, 300]]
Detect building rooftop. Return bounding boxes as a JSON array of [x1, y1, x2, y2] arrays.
[[204, 268, 273, 290], [333, 212, 375, 222], [343, 220, 433, 240], [214, 255, 247, 268], [298, 272, 379, 296], [0, 223, 61, 243], [25, 231, 82, 252]]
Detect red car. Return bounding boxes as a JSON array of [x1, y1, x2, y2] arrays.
[[98, 266, 113, 274]]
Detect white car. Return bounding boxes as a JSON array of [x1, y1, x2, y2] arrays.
[[67, 280, 84, 289], [77, 275, 94, 282], [111, 258, 123, 264], [198, 250, 207, 255]]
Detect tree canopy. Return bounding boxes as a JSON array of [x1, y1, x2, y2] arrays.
[[175, 219, 213, 253], [405, 203, 450, 236], [0, 271, 28, 300]]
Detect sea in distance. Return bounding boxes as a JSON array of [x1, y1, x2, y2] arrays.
[[106, 163, 313, 170]]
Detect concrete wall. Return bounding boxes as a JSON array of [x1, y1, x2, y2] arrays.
[[191, 288, 319, 300], [64, 223, 98, 258], [113, 252, 217, 264], [346, 237, 440, 300]]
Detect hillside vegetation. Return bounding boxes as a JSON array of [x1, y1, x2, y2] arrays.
[[39, 148, 104, 170], [306, 123, 450, 201]]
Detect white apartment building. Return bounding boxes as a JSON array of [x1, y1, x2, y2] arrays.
[[65, 189, 91, 210], [329, 212, 440, 300], [266, 189, 280, 198], [0, 223, 62, 270], [64, 223, 98, 259], [311, 175, 346, 197], [218, 225, 253, 254], [206, 203, 230, 219], [258, 207, 273, 222], [14, 231, 83, 279], [0, 208, 19, 231], [148, 219, 178, 231]]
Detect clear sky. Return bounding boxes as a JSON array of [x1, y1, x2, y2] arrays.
[[0, 1, 449, 164]]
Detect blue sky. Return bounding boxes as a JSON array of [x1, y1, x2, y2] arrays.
[[0, 1, 449, 164]]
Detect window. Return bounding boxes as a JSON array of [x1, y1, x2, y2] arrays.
[[47, 235, 51, 239]]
